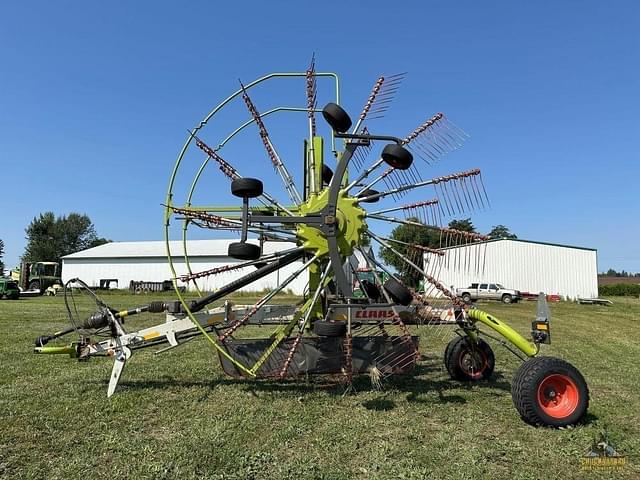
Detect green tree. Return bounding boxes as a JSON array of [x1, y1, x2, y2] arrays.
[[448, 218, 476, 233], [487, 224, 517, 239], [23, 212, 109, 264], [379, 217, 440, 288], [0, 238, 5, 276]]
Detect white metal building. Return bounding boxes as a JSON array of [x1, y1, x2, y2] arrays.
[[62, 240, 307, 294], [425, 239, 598, 300]]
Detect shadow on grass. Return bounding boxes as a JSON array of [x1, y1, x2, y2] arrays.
[[97, 361, 512, 408]]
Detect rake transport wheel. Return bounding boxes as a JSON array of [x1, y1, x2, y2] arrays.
[[444, 336, 495, 381], [511, 356, 589, 427]]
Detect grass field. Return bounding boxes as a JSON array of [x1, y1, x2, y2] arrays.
[[1, 293, 639, 479]]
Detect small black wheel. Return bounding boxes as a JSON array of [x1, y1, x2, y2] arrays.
[[512, 356, 589, 428], [381, 144, 413, 170], [502, 294, 513, 304], [445, 336, 495, 381], [28, 280, 41, 292], [360, 279, 381, 301], [231, 178, 263, 198], [313, 320, 347, 337], [228, 242, 261, 260], [322, 164, 333, 185], [383, 278, 413, 306], [357, 189, 380, 203], [321, 103, 352, 133], [461, 293, 472, 304]]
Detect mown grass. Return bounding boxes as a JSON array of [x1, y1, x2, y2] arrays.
[[1, 294, 639, 479]]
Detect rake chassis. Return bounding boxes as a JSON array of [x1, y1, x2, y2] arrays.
[[34, 63, 589, 427]]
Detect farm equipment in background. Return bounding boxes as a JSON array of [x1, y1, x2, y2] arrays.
[[0, 277, 20, 300], [33, 62, 590, 427], [11, 261, 62, 295], [352, 268, 389, 300]]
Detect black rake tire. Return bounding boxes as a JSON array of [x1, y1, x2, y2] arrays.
[[357, 189, 380, 203], [383, 278, 413, 306], [445, 336, 495, 381], [313, 320, 347, 337], [321, 102, 352, 133], [228, 242, 261, 260], [381, 144, 413, 170], [511, 356, 589, 428], [231, 178, 263, 198], [322, 164, 334, 185]]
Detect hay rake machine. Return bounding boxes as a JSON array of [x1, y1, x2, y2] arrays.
[[35, 60, 589, 427]]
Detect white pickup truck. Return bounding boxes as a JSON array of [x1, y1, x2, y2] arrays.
[[455, 283, 521, 304]]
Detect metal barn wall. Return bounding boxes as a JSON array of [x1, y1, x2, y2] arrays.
[[424, 240, 598, 299], [62, 242, 307, 294]]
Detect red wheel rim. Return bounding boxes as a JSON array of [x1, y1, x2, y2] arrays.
[[537, 374, 580, 418], [459, 349, 487, 379]]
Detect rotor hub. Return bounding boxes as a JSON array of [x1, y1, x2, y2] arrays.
[[297, 188, 367, 257]]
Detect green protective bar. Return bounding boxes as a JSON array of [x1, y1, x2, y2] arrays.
[[467, 309, 538, 357], [34, 345, 77, 357]]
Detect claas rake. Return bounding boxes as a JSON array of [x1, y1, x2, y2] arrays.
[[34, 59, 589, 427]]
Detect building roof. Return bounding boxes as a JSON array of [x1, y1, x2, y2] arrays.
[[62, 240, 297, 260], [441, 238, 597, 252]]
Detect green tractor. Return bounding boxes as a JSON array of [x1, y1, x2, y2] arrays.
[[11, 261, 62, 294], [0, 278, 20, 300], [352, 268, 390, 299]]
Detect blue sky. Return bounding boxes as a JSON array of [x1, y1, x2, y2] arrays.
[[2, 1, 639, 272]]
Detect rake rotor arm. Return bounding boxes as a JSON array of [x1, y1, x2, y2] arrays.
[[187, 248, 306, 313]]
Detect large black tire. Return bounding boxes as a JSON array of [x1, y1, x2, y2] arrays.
[[28, 280, 41, 292], [383, 278, 413, 306], [313, 320, 347, 337], [231, 178, 263, 198], [511, 356, 589, 428], [502, 294, 513, 304], [461, 293, 472, 304], [445, 336, 495, 381], [321, 103, 352, 133], [228, 242, 261, 260], [357, 189, 380, 203], [381, 144, 413, 170]]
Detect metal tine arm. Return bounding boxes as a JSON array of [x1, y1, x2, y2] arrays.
[[192, 134, 294, 216], [366, 213, 489, 242], [219, 255, 319, 342], [354, 166, 396, 196], [380, 236, 445, 257], [168, 205, 295, 237], [239, 81, 303, 205], [345, 158, 384, 191], [178, 247, 302, 282], [356, 168, 483, 204], [352, 73, 407, 134], [368, 232, 461, 305], [278, 261, 331, 379], [403, 113, 469, 164], [369, 198, 439, 217], [306, 54, 318, 193]]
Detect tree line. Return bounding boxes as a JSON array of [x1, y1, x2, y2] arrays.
[[0, 213, 109, 274], [600, 269, 640, 278]]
